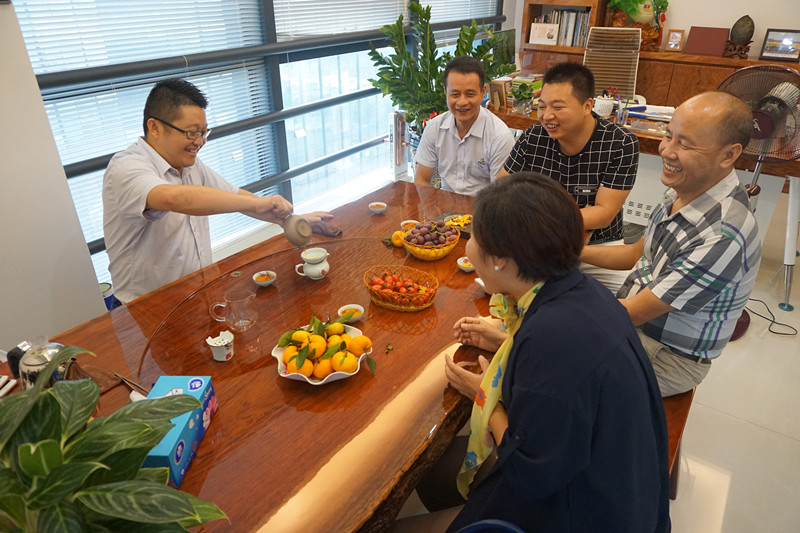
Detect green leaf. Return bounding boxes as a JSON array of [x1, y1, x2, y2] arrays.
[[18, 439, 63, 478], [26, 461, 108, 509], [308, 314, 324, 335], [0, 469, 25, 497], [84, 448, 151, 487], [94, 395, 200, 429], [65, 421, 173, 463], [0, 493, 27, 528], [295, 343, 310, 368], [0, 346, 92, 452], [76, 481, 216, 524], [8, 391, 62, 452], [319, 344, 341, 360], [36, 500, 86, 533], [335, 311, 354, 324], [51, 379, 100, 443], [366, 355, 377, 376], [134, 467, 170, 485], [175, 492, 228, 528], [277, 329, 294, 347]]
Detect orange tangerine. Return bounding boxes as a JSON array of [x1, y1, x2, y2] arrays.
[[325, 322, 345, 337], [291, 330, 311, 344], [312, 358, 333, 380], [306, 334, 327, 359], [282, 345, 299, 365], [391, 230, 405, 247], [326, 334, 344, 349], [340, 333, 353, 347], [331, 351, 358, 374], [286, 357, 313, 377], [348, 335, 372, 357]]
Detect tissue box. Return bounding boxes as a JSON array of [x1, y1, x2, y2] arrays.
[[143, 376, 217, 487]]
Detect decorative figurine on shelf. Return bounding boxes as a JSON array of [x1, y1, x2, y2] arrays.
[[723, 15, 755, 59], [606, 0, 668, 52]]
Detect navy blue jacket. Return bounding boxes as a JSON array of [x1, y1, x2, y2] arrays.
[[448, 270, 671, 532]]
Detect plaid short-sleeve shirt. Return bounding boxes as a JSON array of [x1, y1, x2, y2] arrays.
[[617, 172, 761, 360], [504, 115, 639, 243]]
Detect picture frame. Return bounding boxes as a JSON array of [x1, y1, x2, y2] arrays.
[[665, 29, 685, 52], [759, 28, 800, 62]]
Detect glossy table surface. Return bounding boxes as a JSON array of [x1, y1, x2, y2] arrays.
[[10, 181, 692, 532], [50, 181, 486, 532]]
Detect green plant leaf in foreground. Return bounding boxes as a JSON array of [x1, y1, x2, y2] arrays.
[[96, 395, 201, 428], [0, 345, 92, 451], [65, 420, 173, 463], [76, 480, 225, 525], [176, 492, 229, 528], [26, 461, 108, 509], [18, 439, 63, 478], [51, 379, 101, 443], [135, 467, 170, 485], [36, 500, 86, 533]]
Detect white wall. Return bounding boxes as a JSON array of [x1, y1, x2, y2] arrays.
[[0, 6, 106, 349]]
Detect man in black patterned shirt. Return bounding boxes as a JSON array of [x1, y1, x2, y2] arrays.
[[498, 63, 639, 293]]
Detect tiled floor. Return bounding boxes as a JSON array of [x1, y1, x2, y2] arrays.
[[396, 191, 800, 532]]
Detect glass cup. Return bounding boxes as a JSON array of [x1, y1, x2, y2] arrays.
[[210, 290, 257, 332]]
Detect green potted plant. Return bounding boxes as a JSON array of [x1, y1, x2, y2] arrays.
[[0, 346, 227, 532], [368, 3, 516, 134], [510, 82, 534, 115]]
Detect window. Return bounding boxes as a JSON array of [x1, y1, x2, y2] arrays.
[[14, 0, 277, 283], [273, 0, 406, 40]]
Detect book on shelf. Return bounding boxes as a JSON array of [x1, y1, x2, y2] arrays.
[[530, 7, 591, 48]]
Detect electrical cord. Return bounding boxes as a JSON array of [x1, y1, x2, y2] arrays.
[[745, 298, 798, 336]]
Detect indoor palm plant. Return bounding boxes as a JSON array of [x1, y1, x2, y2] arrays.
[[0, 346, 227, 532], [368, 3, 516, 133]]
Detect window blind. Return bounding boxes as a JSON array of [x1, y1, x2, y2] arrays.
[[420, 0, 497, 24], [13, 0, 277, 285], [273, 0, 406, 40], [14, 0, 264, 75]]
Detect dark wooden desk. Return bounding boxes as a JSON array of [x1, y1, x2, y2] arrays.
[[491, 106, 800, 180], [2, 181, 694, 530]]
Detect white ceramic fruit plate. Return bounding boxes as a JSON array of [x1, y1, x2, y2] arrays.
[[271, 324, 369, 385]]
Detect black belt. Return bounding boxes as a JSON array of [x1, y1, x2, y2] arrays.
[[671, 349, 712, 365]]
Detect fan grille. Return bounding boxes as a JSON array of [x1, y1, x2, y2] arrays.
[[718, 65, 800, 162]]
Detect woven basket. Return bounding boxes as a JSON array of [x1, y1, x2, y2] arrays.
[[363, 265, 439, 312], [401, 227, 460, 261]]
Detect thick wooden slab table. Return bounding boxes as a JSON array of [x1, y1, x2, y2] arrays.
[[3, 181, 693, 531]]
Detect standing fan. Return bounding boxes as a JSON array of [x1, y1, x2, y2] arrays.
[[718, 65, 800, 337]]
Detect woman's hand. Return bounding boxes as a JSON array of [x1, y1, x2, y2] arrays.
[[452, 316, 508, 352], [444, 354, 490, 400]]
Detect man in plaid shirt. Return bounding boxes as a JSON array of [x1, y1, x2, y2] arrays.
[[581, 91, 761, 396], [498, 63, 639, 293]]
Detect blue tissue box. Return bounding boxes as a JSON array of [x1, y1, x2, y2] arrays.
[[143, 376, 217, 487]]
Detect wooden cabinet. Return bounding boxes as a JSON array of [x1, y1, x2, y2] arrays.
[[519, 0, 608, 71], [518, 45, 787, 107]]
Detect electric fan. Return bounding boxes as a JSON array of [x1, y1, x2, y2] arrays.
[[718, 65, 800, 337]]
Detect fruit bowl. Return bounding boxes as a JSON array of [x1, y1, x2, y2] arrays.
[[401, 223, 460, 262], [271, 324, 369, 385], [364, 265, 439, 312]]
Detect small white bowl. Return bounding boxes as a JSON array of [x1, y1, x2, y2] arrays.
[[400, 219, 420, 230], [369, 202, 387, 215], [457, 256, 475, 273], [253, 270, 276, 287], [338, 304, 364, 323]]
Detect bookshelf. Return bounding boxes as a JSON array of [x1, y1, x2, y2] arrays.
[[520, 0, 608, 73]]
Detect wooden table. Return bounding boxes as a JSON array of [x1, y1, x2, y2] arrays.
[[2, 181, 693, 531]]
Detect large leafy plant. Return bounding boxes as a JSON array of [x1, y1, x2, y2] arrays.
[[0, 346, 226, 532], [368, 3, 515, 131]]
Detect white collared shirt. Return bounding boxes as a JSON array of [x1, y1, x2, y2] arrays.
[[415, 106, 515, 196], [102, 137, 238, 303]]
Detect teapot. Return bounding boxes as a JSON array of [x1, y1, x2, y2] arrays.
[[18, 337, 75, 390], [283, 213, 312, 247], [295, 247, 330, 280]]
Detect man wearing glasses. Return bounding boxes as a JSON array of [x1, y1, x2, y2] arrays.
[[103, 78, 329, 304]]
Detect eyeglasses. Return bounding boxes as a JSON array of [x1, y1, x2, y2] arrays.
[[150, 116, 211, 141]]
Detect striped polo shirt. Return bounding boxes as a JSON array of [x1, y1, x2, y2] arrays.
[[617, 171, 762, 360]]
